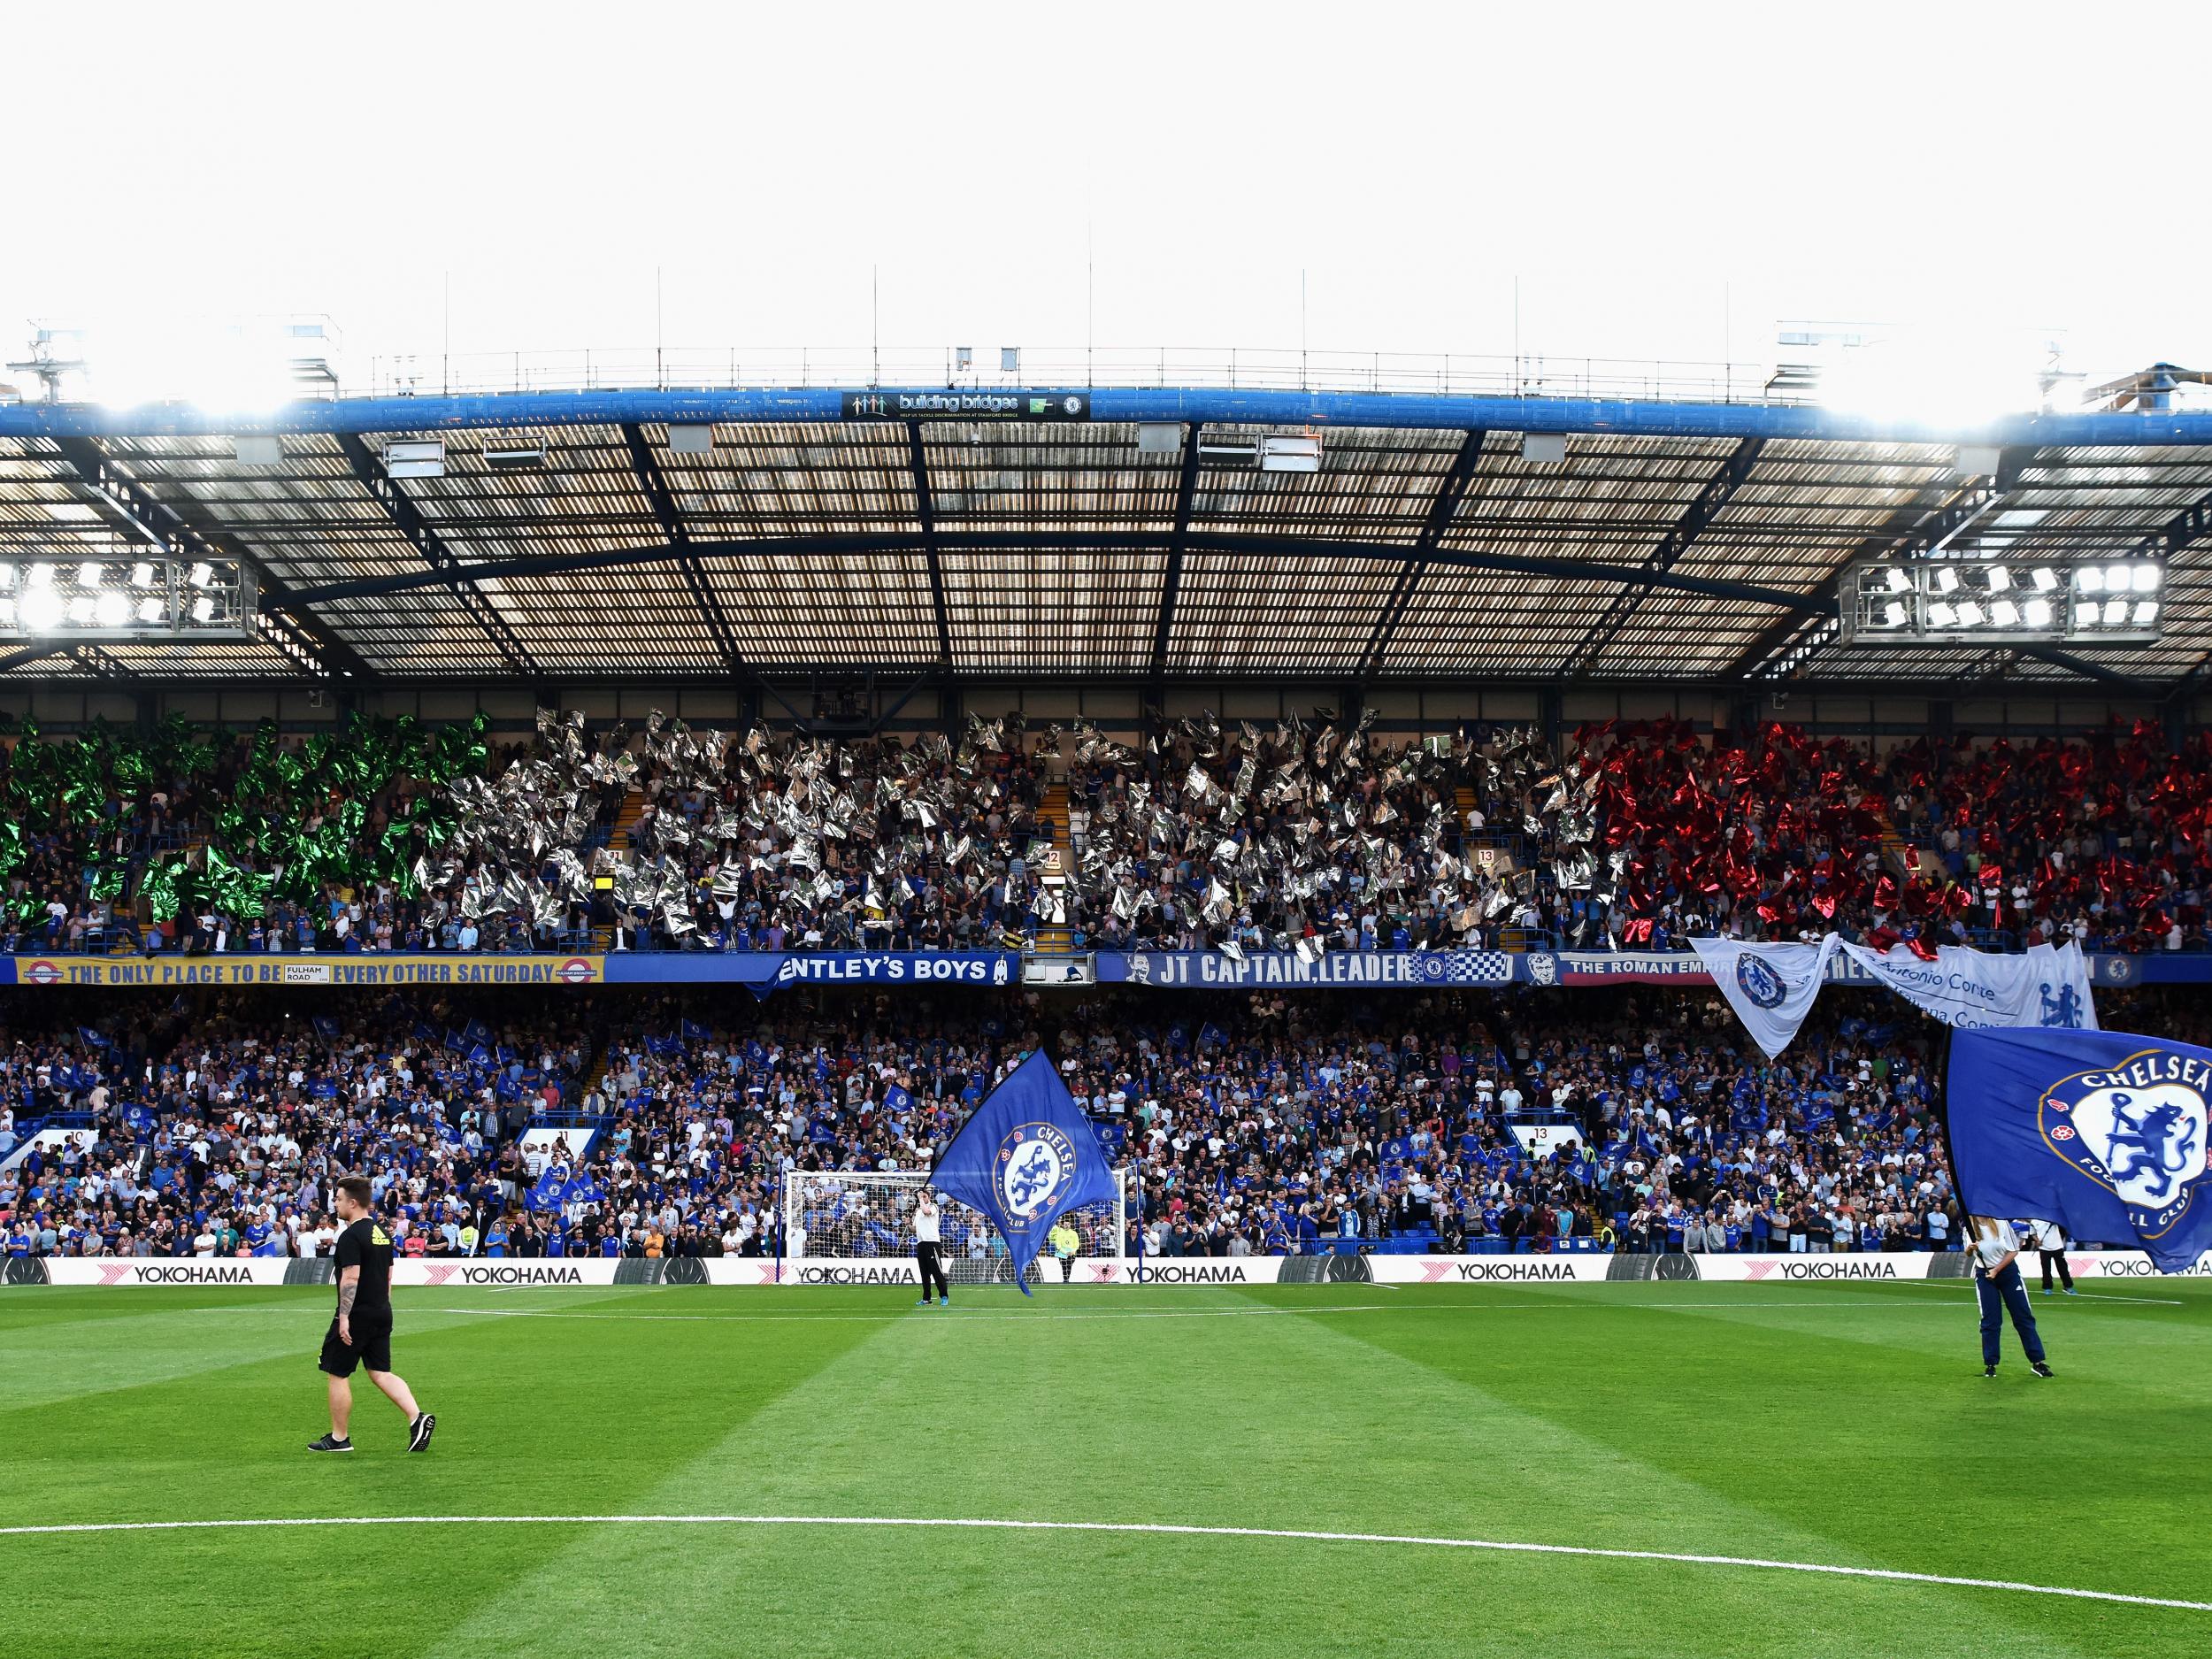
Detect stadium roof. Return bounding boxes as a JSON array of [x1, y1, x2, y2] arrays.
[[2, 386, 2209, 695]]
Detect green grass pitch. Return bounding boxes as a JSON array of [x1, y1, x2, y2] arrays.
[[2, 1279, 2207, 1658]]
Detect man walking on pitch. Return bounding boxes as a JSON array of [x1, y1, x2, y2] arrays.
[[913, 1192, 950, 1307], [2028, 1217, 2076, 1295], [1968, 1215, 2053, 1380], [310, 1175, 436, 1453]]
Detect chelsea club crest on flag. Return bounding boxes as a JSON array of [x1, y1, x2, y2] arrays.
[[929, 1049, 1119, 1294], [1947, 1027, 2212, 1272]]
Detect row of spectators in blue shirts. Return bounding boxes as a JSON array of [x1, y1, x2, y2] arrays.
[[2, 985, 2201, 1262]]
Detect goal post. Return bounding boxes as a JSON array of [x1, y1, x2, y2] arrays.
[[780, 1167, 1130, 1286]]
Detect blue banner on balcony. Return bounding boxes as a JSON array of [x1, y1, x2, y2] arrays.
[[1094, 950, 1517, 989]]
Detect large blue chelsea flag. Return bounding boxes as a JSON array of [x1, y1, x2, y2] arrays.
[[1948, 1027, 2212, 1272], [930, 1049, 1118, 1294]]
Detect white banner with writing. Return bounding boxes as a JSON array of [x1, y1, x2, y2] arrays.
[[1835, 939, 2098, 1031]]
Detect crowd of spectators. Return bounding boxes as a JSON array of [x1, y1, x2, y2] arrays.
[[12, 983, 2190, 1266], [4, 709, 2208, 959]]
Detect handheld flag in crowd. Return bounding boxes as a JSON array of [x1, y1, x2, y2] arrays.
[[77, 1025, 111, 1049], [526, 1167, 602, 1213], [312, 1015, 343, 1041], [1690, 936, 1839, 1059], [882, 1083, 913, 1118], [930, 1049, 1120, 1294], [1947, 1027, 2212, 1273]]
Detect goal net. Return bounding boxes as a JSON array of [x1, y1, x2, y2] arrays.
[[780, 1168, 1129, 1286]]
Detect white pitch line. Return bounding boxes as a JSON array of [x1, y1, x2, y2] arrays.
[[0, 1512, 2201, 1612], [1888, 1282, 2185, 1307], [424, 1299, 1994, 1325]]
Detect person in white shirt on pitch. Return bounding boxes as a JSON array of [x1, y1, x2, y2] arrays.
[[2027, 1217, 2076, 1296], [1968, 1216, 2053, 1379], [912, 1193, 949, 1307]]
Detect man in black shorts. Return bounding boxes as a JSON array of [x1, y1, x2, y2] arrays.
[[310, 1174, 436, 1454]]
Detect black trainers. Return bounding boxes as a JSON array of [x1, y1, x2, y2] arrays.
[[1983, 1366, 1998, 1379], [407, 1412, 437, 1453], [2030, 1361, 2055, 1379], [309, 1433, 354, 1453]]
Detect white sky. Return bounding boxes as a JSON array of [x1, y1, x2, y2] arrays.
[[8, 1, 2209, 395]]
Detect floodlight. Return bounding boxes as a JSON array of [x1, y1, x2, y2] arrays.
[[2104, 563, 2131, 591], [1884, 567, 1911, 595], [2024, 597, 2053, 627], [2030, 567, 2059, 592], [1991, 599, 2019, 626], [2132, 564, 2161, 593], [2078, 566, 2104, 593], [1956, 600, 1985, 626], [0, 553, 252, 641], [1984, 566, 2011, 591], [1928, 601, 1957, 626], [1932, 567, 1959, 595], [1882, 600, 1909, 627], [2134, 601, 2160, 626]]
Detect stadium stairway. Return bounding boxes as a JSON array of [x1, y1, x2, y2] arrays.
[[1870, 799, 1924, 885], [611, 787, 646, 849], [1033, 781, 1076, 954]]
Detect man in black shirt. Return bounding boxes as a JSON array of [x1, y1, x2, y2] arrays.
[[310, 1174, 436, 1455]]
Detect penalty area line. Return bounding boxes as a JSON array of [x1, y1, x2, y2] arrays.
[[0, 1513, 2202, 1612]]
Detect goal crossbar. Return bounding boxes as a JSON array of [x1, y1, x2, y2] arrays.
[[780, 1168, 1129, 1286]]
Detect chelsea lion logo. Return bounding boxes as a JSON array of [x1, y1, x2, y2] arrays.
[[2040, 1056, 2211, 1236], [1736, 955, 1788, 1010], [996, 1123, 1080, 1224]]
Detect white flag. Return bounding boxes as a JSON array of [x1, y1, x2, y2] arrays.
[[1834, 940, 2098, 1031], [1690, 934, 1841, 1059]]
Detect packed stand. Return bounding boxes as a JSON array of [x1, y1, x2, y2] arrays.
[[36, 983, 2195, 1263], [3, 708, 2208, 957]]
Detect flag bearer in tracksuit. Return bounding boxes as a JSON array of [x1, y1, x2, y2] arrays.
[[1969, 1216, 2054, 1379], [2028, 1217, 2076, 1295]]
